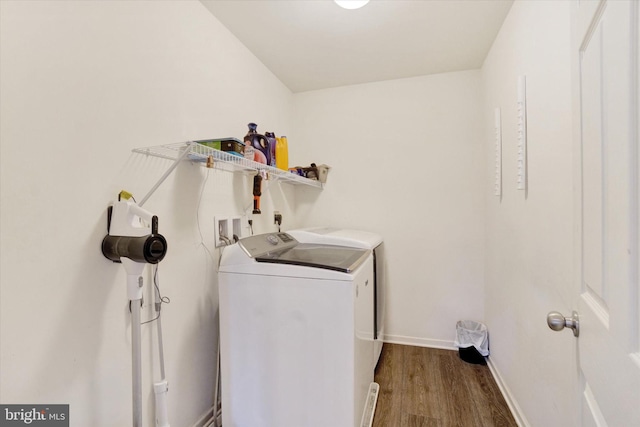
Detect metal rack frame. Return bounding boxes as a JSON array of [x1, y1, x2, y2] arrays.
[[133, 141, 323, 189]]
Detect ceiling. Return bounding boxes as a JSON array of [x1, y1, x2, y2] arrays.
[[200, 0, 513, 93]]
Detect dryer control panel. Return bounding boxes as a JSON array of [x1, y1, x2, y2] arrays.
[[238, 232, 298, 258]]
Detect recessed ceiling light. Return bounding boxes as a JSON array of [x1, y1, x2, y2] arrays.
[[334, 0, 370, 10]]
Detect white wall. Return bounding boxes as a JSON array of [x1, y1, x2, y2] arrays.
[[1, 1, 581, 426], [292, 71, 486, 347], [481, 1, 577, 425], [0, 1, 300, 425]]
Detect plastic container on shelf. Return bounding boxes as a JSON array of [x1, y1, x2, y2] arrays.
[[276, 136, 289, 171], [194, 138, 245, 157], [265, 132, 277, 167], [243, 123, 269, 164]]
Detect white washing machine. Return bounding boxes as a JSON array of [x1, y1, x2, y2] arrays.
[[288, 227, 385, 368], [218, 232, 378, 427]]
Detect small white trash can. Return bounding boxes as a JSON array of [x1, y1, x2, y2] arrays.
[[454, 320, 489, 365]]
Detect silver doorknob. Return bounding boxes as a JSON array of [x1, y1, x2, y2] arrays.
[[547, 311, 579, 337]]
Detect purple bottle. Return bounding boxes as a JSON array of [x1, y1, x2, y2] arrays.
[[265, 132, 277, 167]]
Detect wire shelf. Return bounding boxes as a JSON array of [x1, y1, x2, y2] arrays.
[[132, 141, 323, 188]]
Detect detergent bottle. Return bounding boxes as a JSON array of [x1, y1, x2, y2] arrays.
[[243, 123, 270, 164], [265, 132, 277, 168], [275, 136, 289, 171]]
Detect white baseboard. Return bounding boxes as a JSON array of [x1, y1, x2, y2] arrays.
[[382, 335, 529, 427], [383, 334, 457, 350], [486, 358, 530, 427]]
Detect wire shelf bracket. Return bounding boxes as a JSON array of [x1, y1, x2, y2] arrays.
[[132, 141, 323, 205]]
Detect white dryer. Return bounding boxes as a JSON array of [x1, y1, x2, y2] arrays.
[[288, 227, 385, 367], [218, 232, 377, 427]]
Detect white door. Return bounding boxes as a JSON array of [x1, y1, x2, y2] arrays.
[[568, 0, 640, 425]]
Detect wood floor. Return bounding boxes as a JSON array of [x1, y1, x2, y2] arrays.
[[372, 344, 517, 427]]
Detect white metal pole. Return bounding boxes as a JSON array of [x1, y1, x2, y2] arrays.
[[152, 266, 170, 427], [155, 273, 166, 381], [156, 314, 166, 380], [131, 299, 142, 427], [154, 306, 171, 427]]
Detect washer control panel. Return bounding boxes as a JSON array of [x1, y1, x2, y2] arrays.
[[238, 232, 298, 258]]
